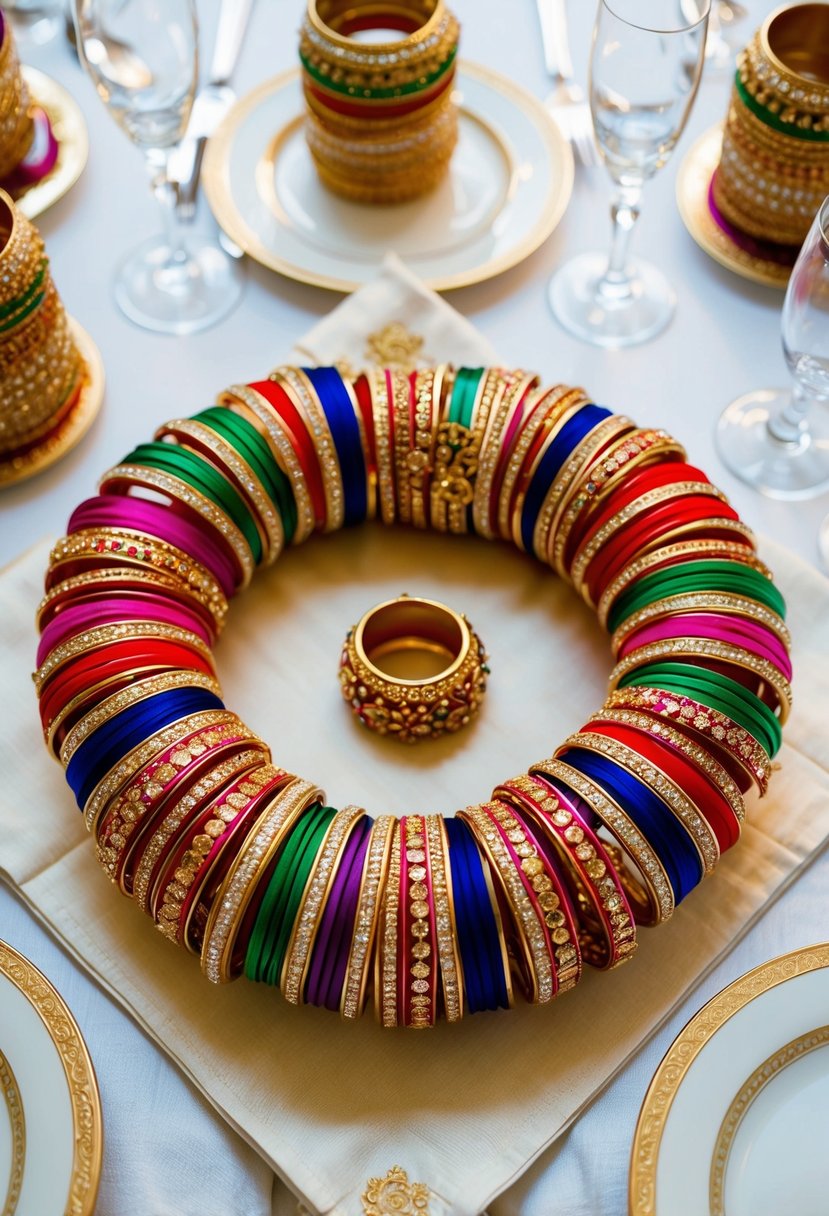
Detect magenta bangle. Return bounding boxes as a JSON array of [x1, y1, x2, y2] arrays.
[[619, 613, 792, 679], [306, 816, 371, 1011], [68, 496, 237, 599], [36, 596, 213, 667]]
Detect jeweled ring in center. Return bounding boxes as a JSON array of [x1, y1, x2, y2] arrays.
[[339, 594, 488, 743]]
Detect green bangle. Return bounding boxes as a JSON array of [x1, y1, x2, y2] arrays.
[[244, 802, 325, 982], [735, 74, 829, 143], [127, 442, 263, 566], [300, 44, 457, 101], [0, 260, 46, 322], [268, 804, 336, 986], [194, 407, 298, 544], [448, 367, 485, 430], [609, 560, 787, 631], [619, 663, 782, 757]]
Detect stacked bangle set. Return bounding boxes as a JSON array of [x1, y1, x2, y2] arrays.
[[300, 0, 460, 204], [34, 363, 792, 1028]]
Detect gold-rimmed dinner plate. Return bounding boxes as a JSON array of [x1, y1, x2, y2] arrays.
[[0, 940, 101, 1215], [13, 67, 88, 221], [629, 942, 829, 1216], [202, 61, 574, 292], [676, 124, 791, 290]]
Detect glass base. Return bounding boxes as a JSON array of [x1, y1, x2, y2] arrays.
[[716, 388, 829, 499], [548, 252, 676, 349], [114, 233, 244, 336], [5, 4, 60, 45]]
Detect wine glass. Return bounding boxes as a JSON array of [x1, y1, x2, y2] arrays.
[[716, 196, 829, 499], [549, 0, 709, 348], [73, 0, 243, 335]]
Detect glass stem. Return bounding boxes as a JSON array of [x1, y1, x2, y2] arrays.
[[596, 184, 643, 305], [767, 380, 812, 446], [144, 147, 189, 277]]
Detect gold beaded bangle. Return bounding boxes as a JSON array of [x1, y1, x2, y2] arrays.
[[588, 707, 746, 826], [472, 372, 538, 540], [532, 414, 634, 567], [369, 366, 397, 527], [376, 819, 402, 1027], [282, 805, 366, 1005], [400, 814, 436, 1028], [596, 540, 770, 630], [218, 385, 316, 544], [531, 757, 675, 926], [608, 637, 793, 723], [391, 369, 414, 526], [341, 814, 396, 1020], [424, 813, 463, 1022], [98, 464, 254, 588], [408, 366, 439, 530], [569, 482, 730, 597], [155, 419, 285, 566], [558, 732, 720, 874], [45, 664, 173, 755], [201, 777, 324, 984], [610, 590, 791, 657], [270, 367, 345, 533]]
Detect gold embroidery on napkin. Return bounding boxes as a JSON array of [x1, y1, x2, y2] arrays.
[[365, 323, 426, 372], [361, 1165, 431, 1215]]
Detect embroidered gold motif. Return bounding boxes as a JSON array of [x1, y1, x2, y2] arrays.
[[365, 323, 426, 372], [430, 421, 480, 532], [361, 1165, 431, 1215], [0, 1048, 24, 1216]]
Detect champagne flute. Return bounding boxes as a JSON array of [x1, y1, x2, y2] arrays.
[[717, 195, 829, 499], [549, 0, 709, 348], [73, 0, 243, 335]]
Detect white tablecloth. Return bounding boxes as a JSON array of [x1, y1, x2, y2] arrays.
[[1, 1, 828, 1213]]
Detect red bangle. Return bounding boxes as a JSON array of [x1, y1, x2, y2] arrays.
[[486, 377, 538, 537], [249, 379, 327, 530], [304, 69, 455, 122], [352, 374, 377, 483], [572, 461, 712, 547], [583, 720, 740, 850]]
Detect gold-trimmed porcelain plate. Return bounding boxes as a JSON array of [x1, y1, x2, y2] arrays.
[[11, 67, 88, 221], [629, 942, 829, 1216], [676, 124, 792, 290], [203, 61, 574, 292], [0, 318, 104, 488], [0, 940, 102, 1215]]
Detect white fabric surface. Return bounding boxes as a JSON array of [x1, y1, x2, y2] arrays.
[[2, 255, 829, 1216], [0, 1, 827, 1213]]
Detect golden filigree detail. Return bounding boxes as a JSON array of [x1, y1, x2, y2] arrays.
[[709, 1023, 829, 1214], [0, 942, 102, 1216], [362, 1165, 431, 1215], [629, 943, 829, 1216], [365, 323, 426, 373], [0, 1048, 24, 1216]]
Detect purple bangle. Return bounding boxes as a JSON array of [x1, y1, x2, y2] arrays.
[[36, 595, 213, 667], [305, 816, 371, 1010], [67, 496, 237, 598], [708, 174, 798, 269], [0, 107, 59, 191]]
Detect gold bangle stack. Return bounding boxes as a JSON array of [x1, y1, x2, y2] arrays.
[[0, 19, 33, 181], [300, 0, 461, 204]]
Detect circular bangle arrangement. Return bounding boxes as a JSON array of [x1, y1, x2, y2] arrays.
[[34, 363, 792, 1029]]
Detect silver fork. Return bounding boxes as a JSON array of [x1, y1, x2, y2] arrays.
[[536, 0, 599, 167]]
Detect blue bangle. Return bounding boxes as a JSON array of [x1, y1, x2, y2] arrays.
[[303, 368, 367, 527], [558, 747, 703, 905], [66, 687, 224, 811], [446, 817, 510, 1013], [519, 403, 611, 555]]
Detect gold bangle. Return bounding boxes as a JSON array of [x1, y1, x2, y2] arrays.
[[155, 419, 285, 566], [369, 366, 397, 526], [376, 819, 402, 1027], [596, 540, 769, 630], [341, 814, 396, 1019], [558, 732, 720, 874], [424, 813, 463, 1021], [495, 384, 571, 542], [531, 757, 674, 926], [98, 464, 254, 588], [218, 385, 316, 544], [608, 636, 793, 722], [472, 372, 538, 540], [390, 368, 414, 525], [281, 805, 367, 1004], [508, 390, 591, 552], [201, 777, 324, 984], [610, 590, 790, 657]]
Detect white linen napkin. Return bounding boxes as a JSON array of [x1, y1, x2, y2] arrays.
[[1, 254, 827, 1216]]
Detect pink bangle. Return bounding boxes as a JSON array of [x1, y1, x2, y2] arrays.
[[68, 496, 237, 599], [619, 613, 792, 679], [36, 595, 213, 667]]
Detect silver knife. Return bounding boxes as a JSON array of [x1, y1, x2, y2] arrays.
[[536, 0, 574, 80], [173, 0, 255, 219]]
